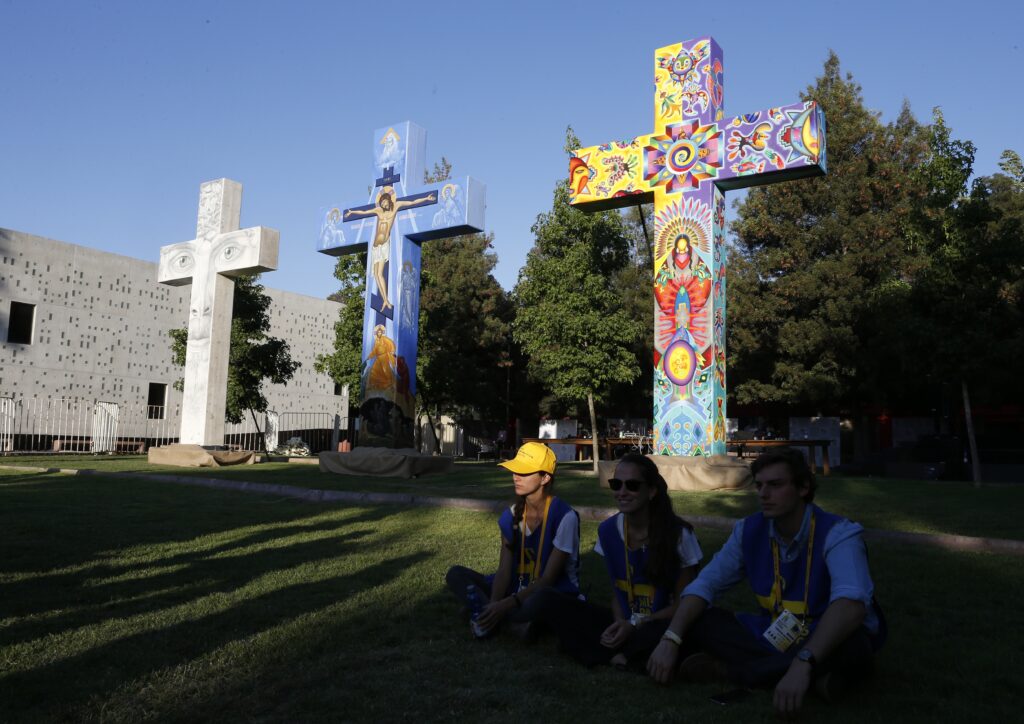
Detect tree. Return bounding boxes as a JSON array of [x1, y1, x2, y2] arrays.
[[605, 203, 655, 420], [895, 133, 1024, 485], [513, 127, 642, 470], [416, 157, 514, 440], [171, 274, 300, 449], [418, 232, 512, 422], [313, 253, 366, 402], [728, 52, 935, 413]]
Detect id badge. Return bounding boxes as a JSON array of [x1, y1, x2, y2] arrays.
[[762, 610, 806, 652]]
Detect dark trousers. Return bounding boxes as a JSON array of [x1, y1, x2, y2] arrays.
[[445, 565, 561, 624], [532, 588, 670, 668], [690, 607, 876, 689]]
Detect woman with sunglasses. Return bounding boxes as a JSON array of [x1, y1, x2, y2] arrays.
[[445, 442, 580, 636], [538, 453, 701, 669]]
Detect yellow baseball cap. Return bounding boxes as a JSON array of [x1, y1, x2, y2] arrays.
[[498, 442, 557, 475]]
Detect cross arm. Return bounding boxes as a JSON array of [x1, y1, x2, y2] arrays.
[[403, 176, 485, 242], [568, 101, 826, 209], [714, 101, 826, 191], [317, 176, 486, 257], [159, 226, 279, 285], [568, 138, 653, 212]]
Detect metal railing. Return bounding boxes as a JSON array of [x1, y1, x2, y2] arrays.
[[0, 396, 180, 453], [0, 394, 347, 455]]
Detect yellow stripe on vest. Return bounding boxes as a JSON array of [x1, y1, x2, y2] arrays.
[[756, 594, 809, 616]]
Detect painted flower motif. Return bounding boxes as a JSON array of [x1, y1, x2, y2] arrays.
[[602, 154, 638, 185]]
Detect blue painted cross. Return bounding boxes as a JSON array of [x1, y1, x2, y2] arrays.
[[318, 122, 486, 448]]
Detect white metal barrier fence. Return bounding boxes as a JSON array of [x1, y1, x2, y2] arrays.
[[0, 395, 348, 455], [0, 396, 179, 453]]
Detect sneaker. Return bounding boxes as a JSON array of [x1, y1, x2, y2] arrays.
[[677, 652, 729, 683]]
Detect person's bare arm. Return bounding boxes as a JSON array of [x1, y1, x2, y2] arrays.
[[343, 207, 377, 220], [646, 594, 710, 683], [394, 193, 436, 211], [773, 597, 866, 719], [476, 540, 515, 629], [600, 587, 632, 648]]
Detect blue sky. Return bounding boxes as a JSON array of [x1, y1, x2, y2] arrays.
[[2, 0, 1021, 298]]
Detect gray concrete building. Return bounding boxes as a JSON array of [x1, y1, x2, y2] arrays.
[[0, 227, 344, 450]]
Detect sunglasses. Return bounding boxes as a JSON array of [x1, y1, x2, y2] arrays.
[[608, 478, 646, 492]]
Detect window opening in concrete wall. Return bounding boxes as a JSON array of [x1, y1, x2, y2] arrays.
[[7, 301, 35, 344], [333, 382, 344, 396], [147, 382, 168, 419]]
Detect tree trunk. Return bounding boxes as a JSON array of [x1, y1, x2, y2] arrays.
[[248, 407, 266, 458], [423, 408, 441, 455], [635, 204, 655, 273], [961, 379, 982, 487], [587, 391, 600, 476]]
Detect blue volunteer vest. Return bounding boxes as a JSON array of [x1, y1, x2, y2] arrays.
[[738, 504, 839, 645], [496, 496, 579, 596], [597, 514, 674, 617]]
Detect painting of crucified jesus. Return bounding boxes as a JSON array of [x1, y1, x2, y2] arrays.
[[343, 185, 436, 311]]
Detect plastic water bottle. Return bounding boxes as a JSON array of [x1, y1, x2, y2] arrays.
[[467, 585, 488, 638]]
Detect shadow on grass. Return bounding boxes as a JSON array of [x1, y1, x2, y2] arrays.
[[0, 514, 387, 644], [2, 540, 430, 720]]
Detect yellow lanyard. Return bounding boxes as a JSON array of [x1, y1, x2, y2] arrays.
[[769, 513, 816, 623], [519, 496, 552, 589], [623, 516, 636, 613]]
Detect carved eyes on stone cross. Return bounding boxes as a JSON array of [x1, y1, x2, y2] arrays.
[[220, 245, 240, 262], [170, 251, 195, 272]]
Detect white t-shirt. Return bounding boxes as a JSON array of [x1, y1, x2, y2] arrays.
[[513, 504, 581, 590], [594, 513, 703, 568]]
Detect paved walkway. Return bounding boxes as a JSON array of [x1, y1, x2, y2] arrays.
[[5, 463, 1024, 556]]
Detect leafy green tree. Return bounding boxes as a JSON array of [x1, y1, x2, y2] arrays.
[[416, 158, 513, 435], [605, 203, 655, 419], [171, 274, 300, 447], [313, 253, 366, 403], [999, 150, 1024, 191], [895, 136, 1024, 484], [728, 53, 934, 412], [513, 127, 642, 469]]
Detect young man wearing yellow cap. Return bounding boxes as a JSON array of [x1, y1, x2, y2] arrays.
[[446, 442, 581, 636]]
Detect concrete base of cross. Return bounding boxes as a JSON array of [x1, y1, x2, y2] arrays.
[[148, 443, 257, 468], [597, 454, 751, 492]]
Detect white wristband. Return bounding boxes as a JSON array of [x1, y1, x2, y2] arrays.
[[661, 629, 682, 646]]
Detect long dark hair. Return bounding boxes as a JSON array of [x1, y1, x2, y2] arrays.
[[617, 453, 692, 591]]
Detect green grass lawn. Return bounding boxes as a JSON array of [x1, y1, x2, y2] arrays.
[[1, 469, 1021, 722], [3, 455, 1024, 540]]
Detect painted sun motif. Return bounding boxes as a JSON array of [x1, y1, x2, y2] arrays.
[[644, 120, 722, 192], [569, 153, 594, 197], [779, 103, 823, 164]]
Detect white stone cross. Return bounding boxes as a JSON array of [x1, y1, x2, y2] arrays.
[[158, 178, 279, 446]]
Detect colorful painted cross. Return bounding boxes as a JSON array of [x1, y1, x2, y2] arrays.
[[318, 122, 486, 448], [569, 36, 826, 456]]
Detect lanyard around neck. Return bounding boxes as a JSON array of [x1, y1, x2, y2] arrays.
[[519, 496, 552, 587], [769, 512, 817, 622]]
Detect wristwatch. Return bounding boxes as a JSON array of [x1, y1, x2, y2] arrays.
[[795, 648, 817, 669]]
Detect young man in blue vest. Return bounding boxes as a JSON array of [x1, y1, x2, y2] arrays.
[[647, 447, 885, 718]]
